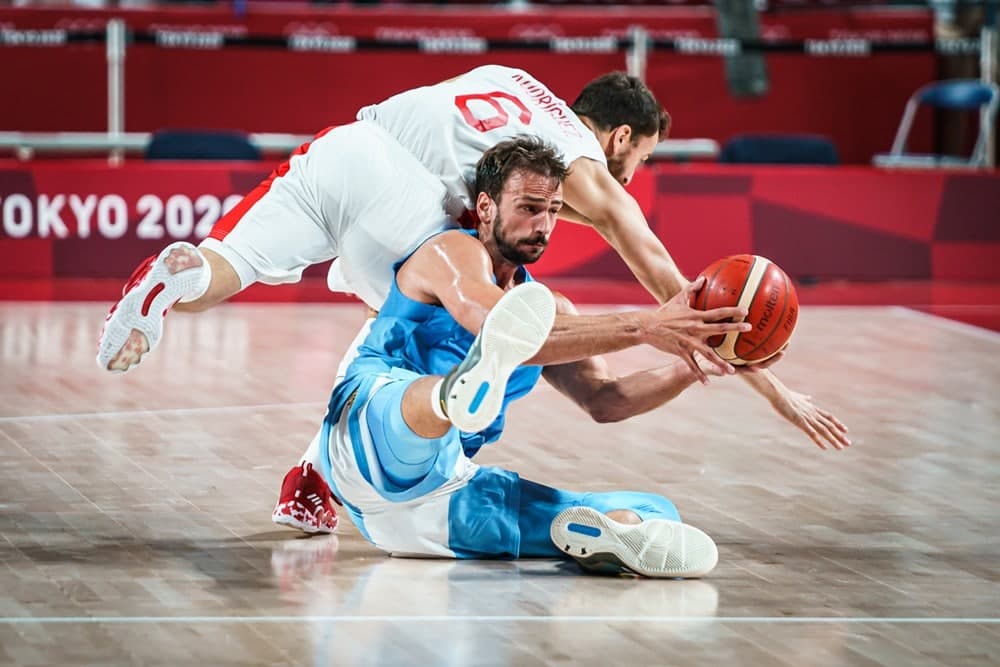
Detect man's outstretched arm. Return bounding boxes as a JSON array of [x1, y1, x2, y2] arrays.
[[543, 350, 701, 424], [562, 158, 686, 304], [737, 365, 850, 450], [562, 162, 851, 450], [540, 293, 756, 423], [398, 231, 748, 374], [404, 231, 847, 448]]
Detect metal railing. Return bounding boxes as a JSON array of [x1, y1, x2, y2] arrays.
[[2, 18, 996, 165], [0, 23, 720, 162], [0, 131, 720, 162]]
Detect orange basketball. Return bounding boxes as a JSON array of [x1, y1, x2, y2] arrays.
[[691, 254, 798, 365]]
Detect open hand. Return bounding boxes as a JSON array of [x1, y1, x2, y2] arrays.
[[770, 389, 851, 451], [645, 276, 751, 384]]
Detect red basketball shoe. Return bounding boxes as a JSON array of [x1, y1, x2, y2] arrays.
[[272, 463, 340, 534], [97, 241, 206, 373]]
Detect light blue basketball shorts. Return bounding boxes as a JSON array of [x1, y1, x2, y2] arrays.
[[317, 371, 681, 559]]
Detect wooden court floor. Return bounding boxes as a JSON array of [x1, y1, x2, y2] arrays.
[[0, 302, 997, 666]]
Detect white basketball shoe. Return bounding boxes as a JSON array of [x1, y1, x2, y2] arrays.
[[551, 506, 719, 579], [440, 281, 556, 433], [97, 241, 206, 373]]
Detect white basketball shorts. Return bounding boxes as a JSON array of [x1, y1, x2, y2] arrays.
[[200, 120, 454, 309]]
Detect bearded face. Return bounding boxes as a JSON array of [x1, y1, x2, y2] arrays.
[[478, 169, 562, 266], [492, 209, 549, 265], [481, 169, 562, 265]]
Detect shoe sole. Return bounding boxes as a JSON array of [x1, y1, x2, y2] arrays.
[[550, 506, 719, 579], [97, 242, 204, 373], [272, 506, 338, 535], [444, 281, 555, 433]]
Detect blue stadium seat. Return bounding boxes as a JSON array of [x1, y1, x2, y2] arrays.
[[873, 79, 999, 169], [720, 133, 839, 165], [145, 129, 261, 161]]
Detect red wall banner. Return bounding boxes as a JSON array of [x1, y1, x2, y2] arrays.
[[1, 160, 996, 302]]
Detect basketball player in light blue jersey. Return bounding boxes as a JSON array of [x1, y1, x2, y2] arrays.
[[309, 136, 768, 577]]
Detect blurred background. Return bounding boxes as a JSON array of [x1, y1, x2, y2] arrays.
[[0, 0, 997, 329]]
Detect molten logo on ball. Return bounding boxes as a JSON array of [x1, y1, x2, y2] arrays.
[[691, 254, 799, 365], [756, 283, 780, 333]]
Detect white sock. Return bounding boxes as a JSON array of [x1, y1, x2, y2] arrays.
[[298, 432, 322, 468], [178, 248, 213, 303], [430, 378, 448, 421]]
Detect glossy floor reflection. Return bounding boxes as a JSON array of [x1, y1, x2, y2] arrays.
[[0, 303, 997, 666]]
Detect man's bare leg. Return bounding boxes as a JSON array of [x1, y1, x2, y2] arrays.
[[605, 509, 642, 525], [172, 247, 242, 312], [401, 376, 453, 438]]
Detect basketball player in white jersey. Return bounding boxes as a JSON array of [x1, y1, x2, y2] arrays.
[[95, 65, 850, 533], [98, 67, 723, 379]]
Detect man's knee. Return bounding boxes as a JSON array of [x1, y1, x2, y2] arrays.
[[584, 490, 681, 523], [606, 509, 642, 524]]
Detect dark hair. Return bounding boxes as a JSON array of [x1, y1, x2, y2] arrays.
[[474, 135, 569, 203], [571, 72, 671, 140]]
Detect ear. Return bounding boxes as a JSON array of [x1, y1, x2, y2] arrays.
[[611, 124, 633, 151], [476, 192, 496, 227]]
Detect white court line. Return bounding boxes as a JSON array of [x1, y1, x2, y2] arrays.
[[0, 615, 997, 625], [0, 402, 326, 424]]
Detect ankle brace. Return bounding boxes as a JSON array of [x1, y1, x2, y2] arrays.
[[178, 248, 213, 303]]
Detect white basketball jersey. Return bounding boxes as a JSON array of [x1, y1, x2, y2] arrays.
[[357, 65, 607, 219]]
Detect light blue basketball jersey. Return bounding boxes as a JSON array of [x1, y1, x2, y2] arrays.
[[327, 229, 544, 458]]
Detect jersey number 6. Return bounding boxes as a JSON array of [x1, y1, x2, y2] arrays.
[[454, 92, 532, 133]]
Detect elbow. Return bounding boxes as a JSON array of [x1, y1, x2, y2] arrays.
[[590, 408, 627, 424], [585, 387, 630, 424]]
